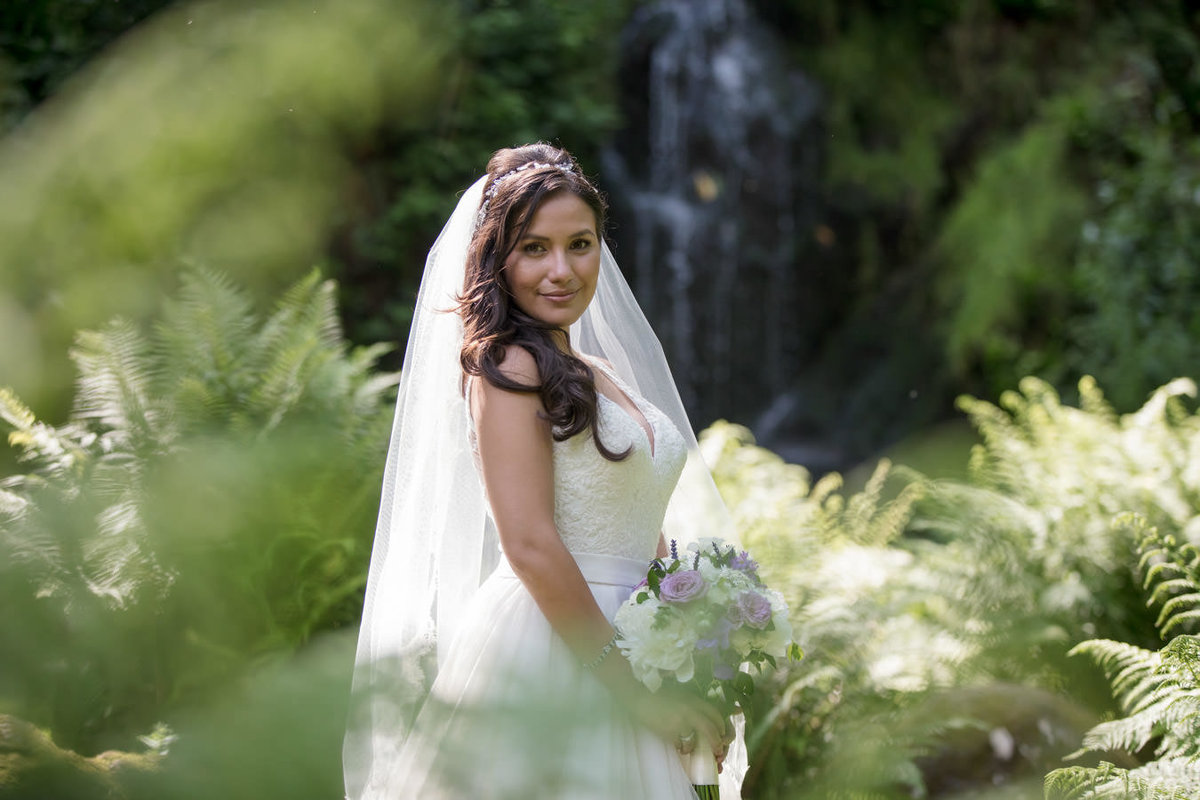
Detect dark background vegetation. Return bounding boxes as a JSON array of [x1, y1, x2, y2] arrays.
[[5, 0, 1200, 448], [2, 1, 1200, 798]]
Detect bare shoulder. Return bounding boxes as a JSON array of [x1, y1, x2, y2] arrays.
[[471, 345, 551, 457], [470, 345, 545, 424], [577, 351, 615, 374], [494, 344, 541, 385]]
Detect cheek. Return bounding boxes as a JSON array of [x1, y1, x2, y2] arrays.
[[581, 253, 601, 285], [503, 258, 535, 293]]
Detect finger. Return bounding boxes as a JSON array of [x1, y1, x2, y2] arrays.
[[688, 715, 722, 751]]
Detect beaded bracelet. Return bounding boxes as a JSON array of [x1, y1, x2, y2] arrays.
[[582, 633, 618, 671]]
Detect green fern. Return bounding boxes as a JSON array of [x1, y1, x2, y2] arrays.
[[0, 267, 398, 750], [1136, 522, 1200, 639], [1045, 517, 1200, 798]]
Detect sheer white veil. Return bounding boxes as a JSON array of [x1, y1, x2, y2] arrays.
[[343, 173, 746, 799]]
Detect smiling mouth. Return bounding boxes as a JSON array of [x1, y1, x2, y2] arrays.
[[541, 290, 578, 300]]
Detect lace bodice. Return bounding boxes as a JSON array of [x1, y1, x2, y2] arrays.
[[468, 358, 688, 562], [552, 361, 687, 559]]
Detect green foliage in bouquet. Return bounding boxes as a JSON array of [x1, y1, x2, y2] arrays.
[[0, 269, 396, 754], [1044, 517, 1200, 800]]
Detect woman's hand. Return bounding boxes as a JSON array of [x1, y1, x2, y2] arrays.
[[619, 679, 728, 760]]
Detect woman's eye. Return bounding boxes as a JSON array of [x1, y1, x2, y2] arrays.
[[570, 239, 593, 251], [523, 243, 546, 254]]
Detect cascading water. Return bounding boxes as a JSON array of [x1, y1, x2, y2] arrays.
[[602, 0, 823, 430]]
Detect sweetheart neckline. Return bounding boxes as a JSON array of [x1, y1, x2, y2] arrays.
[[597, 391, 657, 459]]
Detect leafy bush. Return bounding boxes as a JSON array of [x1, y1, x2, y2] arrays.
[[1067, 131, 1200, 411], [0, 269, 396, 753]]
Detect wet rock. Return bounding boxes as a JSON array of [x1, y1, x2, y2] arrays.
[[0, 715, 159, 800]]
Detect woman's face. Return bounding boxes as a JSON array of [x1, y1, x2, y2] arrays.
[[503, 191, 600, 331]]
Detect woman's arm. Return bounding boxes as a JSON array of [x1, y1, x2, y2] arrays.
[[471, 346, 724, 750], [471, 345, 613, 661]]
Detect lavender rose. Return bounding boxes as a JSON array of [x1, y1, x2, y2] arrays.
[[659, 570, 707, 604], [734, 590, 772, 629]]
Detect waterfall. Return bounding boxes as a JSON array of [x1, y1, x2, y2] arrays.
[[603, 0, 822, 429]]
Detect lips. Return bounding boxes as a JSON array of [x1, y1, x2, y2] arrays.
[[541, 289, 578, 301]]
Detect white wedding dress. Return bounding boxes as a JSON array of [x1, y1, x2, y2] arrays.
[[374, 359, 702, 799]]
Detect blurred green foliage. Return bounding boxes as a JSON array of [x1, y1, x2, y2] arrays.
[[706, 373, 1200, 798], [0, 269, 395, 756], [0, 0, 444, 416]]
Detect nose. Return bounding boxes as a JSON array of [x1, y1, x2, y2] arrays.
[[547, 248, 572, 282]]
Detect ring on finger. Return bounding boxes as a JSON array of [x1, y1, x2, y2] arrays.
[[677, 729, 696, 749]]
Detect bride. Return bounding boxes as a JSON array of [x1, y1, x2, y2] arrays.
[[343, 144, 745, 799]]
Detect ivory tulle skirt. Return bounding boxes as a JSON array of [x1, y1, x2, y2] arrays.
[[370, 552, 703, 800]]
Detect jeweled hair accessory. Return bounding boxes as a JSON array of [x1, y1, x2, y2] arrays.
[[474, 161, 575, 229]]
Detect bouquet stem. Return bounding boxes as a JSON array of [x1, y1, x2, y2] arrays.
[[680, 731, 719, 799]]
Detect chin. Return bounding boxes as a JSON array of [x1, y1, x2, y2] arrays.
[[531, 307, 588, 330]]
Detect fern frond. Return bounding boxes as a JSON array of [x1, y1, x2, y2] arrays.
[[0, 487, 27, 518], [1135, 523, 1200, 639], [1128, 378, 1198, 431], [1160, 634, 1200, 678], [0, 386, 36, 431], [1160, 607, 1200, 638], [1147, 578, 1196, 606], [1070, 639, 1160, 706], [0, 388, 91, 474], [156, 268, 256, 375], [71, 319, 163, 452], [1048, 760, 1200, 800], [1077, 375, 1118, 423], [1075, 690, 1177, 756]]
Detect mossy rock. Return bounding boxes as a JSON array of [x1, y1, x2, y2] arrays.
[[0, 715, 159, 800], [911, 683, 1133, 798]]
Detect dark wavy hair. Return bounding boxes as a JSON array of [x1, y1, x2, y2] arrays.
[[457, 143, 629, 461]]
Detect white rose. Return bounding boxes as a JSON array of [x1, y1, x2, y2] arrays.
[[615, 600, 698, 692]]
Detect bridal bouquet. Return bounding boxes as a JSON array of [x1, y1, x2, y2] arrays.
[[614, 538, 799, 797]]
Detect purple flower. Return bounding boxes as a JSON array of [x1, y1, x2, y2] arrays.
[[698, 631, 735, 679], [659, 570, 707, 604], [734, 591, 772, 629], [730, 550, 758, 574], [707, 617, 734, 649], [713, 661, 735, 680]]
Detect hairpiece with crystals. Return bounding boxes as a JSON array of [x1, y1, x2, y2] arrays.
[[474, 160, 576, 229]]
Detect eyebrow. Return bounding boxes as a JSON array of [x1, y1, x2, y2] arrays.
[[520, 229, 596, 241]]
